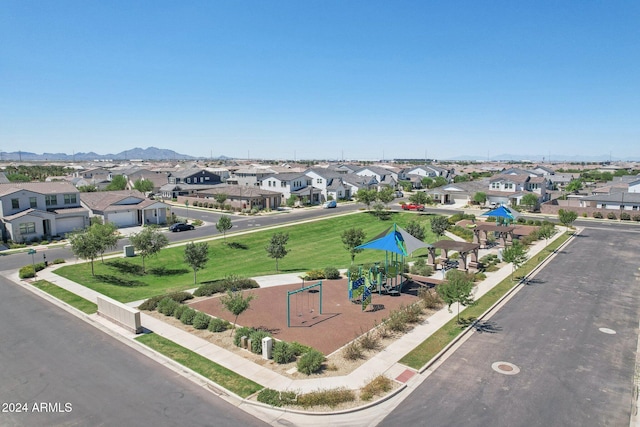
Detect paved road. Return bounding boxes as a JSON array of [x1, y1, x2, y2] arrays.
[[0, 276, 267, 427], [380, 226, 640, 427]]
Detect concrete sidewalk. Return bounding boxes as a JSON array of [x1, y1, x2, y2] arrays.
[[10, 229, 568, 420]]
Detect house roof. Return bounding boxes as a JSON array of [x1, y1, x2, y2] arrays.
[[0, 181, 79, 197], [196, 184, 281, 198], [4, 208, 56, 221], [580, 192, 640, 204], [490, 174, 530, 184], [262, 172, 307, 182], [80, 190, 147, 212]]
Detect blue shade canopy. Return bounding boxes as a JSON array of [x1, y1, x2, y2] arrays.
[[356, 224, 431, 256], [480, 205, 520, 220]]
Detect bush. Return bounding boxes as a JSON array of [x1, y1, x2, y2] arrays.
[[53, 258, 66, 264], [592, 211, 603, 219], [180, 308, 197, 325], [297, 349, 325, 375], [138, 291, 194, 311], [607, 212, 617, 220], [234, 326, 255, 347], [273, 341, 296, 364], [257, 389, 297, 407], [296, 388, 355, 408], [173, 304, 188, 319], [620, 212, 631, 220], [304, 269, 325, 280], [207, 318, 230, 332], [418, 288, 443, 310], [157, 297, 179, 316], [360, 375, 393, 401], [19, 265, 36, 279], [634, 214, 640, 222], [448, 225, 474, 242], [193, 282, 226, 297], [249, 330, 272, 354], [342, 341, 363, 361], [410, 258, 433, 276], [402, 303, 423, 324], [192, 312, 211, 330], [359, 329, 380, 351], [289, 341, 312, 356], [323, 267, 341, 280], [384, 309, 408, 333], [192, 219, 203, 226]]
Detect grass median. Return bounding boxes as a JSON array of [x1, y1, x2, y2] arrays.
[[135, 333, 262, 398], [399, 231, 571, 370], [30, 279, 98, 314]]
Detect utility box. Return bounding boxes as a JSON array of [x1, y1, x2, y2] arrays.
[[262, 337, 273, 360], [123, 245, 135, 257]]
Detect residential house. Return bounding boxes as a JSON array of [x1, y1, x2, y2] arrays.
[[125, 168, 171, 194], [354, 166, 398, 190], [0, 182, 89, 242], [192, 184, 282, 210], [579, 192, 640, 212], [168, 168, 222, 186], [304, 169, 349, 201], [80, 190, 169, 227], [227, 166, 277, 186], [259, 172, 310, 202]]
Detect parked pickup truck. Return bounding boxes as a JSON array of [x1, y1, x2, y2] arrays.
[[401, 203, 425, 211]]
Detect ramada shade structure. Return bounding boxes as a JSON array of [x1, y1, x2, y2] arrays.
[[480, 205, 521, 223], [356, 223, 432, 256]]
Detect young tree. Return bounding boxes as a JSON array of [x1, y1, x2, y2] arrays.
[[520, 193, 539, 212], [220, 289, 255, 336], [184, 242, 209, 284], [341, 227, 366, 264], [356, 188, 377, 210], [421, 177, 433, 188], [437, 270, 475, 324], [376, 187, 395, 206], [473, 192, 487, 205], [90, 221, 119, 262], [129, 227, 169, 273], [133, 178, 154, 193], [216, 215, 233, 242], [565, 179, 583, 194], [214, 193, 228, 208], [502, 240, 529, 281], [405, 219, 425, 241], [537, 223, 556, 246], [430, 176, 448, 188], [106, 175, 127, 191], [409, 191, 429, 205], [68, 230, 101, 276], [558, 209, 578, 231], [430, 215, 449, 239], [265, 232, 289, 271]]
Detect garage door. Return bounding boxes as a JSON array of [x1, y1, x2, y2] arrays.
[[56, 217, 86, 234], [107, 211, 137, 227]]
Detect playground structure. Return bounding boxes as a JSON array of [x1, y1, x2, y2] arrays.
[[286, 281, 323, 327]]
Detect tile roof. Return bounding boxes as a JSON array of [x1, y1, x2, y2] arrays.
[[0, 181, 78, 197]]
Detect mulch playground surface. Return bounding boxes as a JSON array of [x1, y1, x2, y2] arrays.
[[189, 278, 425, 355]]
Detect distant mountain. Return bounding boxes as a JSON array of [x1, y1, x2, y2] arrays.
[[0, 147, 200, 161], [444, 153, 640, 162]]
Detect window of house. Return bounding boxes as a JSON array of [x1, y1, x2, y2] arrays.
[[491, 182, 499, 189], [19, 222, 36, 234], [205, 177, 210, 181], [317, 179, 323, 184], [64, 194, 77, 204], [505, 183, 513, 190], [45, 195, 57, 206], [187, 178, 191, 183], [30, 197, 37, 208], [281, 182, 286, 187], [11, 198, 19, 209]]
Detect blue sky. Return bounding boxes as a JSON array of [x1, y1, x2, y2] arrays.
[[2, 1, 639, 161]]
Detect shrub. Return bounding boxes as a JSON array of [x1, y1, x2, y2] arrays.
[[158, 297, 179, 316], [234, 326, 255, 347], [192, 312, 211, 330], [620, 212, 631, 220], [173, 304, 188, 319], [192, 219, 203, 226], [273, 341, 296, 364], [138, 291, 193, 311], [180, 307, 197, 325], [53, 258, 66, 264], [296, 388, 355, 408], [402, 303, 423, 324], [360, 375, 393, 401], [342, 341, 363, 361], [193, 282, 226, 297], [289, 341, 312, 356], [517, 217, 527, 224], [384, 309, 408, 333], [359, 329, 380, 351], [19, 265, 36, 279], [634, 214, 640, 222], [304, 269, 325, 280], [257, 389, 297, 407], [592, 211, 603, 219], [410, 258, 433, 276], [582, 212, 588, 217], [249, 330, 272, 354], [297, 349, 325, 375], [448, 225, 474, 242], [607, 212, 617, 220], [323, 267, 341, 280], [418, 288, 443, 310], [207, 318, 230, 332]]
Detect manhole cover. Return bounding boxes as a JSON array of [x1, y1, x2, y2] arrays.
[[492, 361, 520, 375], [599, 327, 616, 335]]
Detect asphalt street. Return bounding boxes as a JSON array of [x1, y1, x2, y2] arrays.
[[380, 226, 640, 427], [0, 275, 268, 427]]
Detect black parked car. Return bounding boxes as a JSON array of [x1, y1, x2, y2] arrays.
[[169, 223, 195, 232]]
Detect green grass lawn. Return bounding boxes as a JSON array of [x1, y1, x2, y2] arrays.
[[55, 211, 442, 303], [399, 232, 571, 370], [135, 333, 262, 398], [30, 279, 98, 314]]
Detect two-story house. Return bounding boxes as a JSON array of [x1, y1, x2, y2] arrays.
[[168, 168, 222, 186], [0, 182, 90, 243], [354, 166, 398, 191], [259, 173, 310, 202], [304, 169, 349, 201]]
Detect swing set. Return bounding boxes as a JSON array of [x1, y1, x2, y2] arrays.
[[286, 281, 323, 327]]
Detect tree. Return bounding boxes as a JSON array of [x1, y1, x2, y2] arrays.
[[77, 184, 98, 192], [133, 178, 154, 193], [214, 193, 228, 209], [184, 242, 209, 284], [502, 240, 529, 281], [355, 188, 377, 210], [220, 289, 255, 336], [473, 192, 487, 205], [430, 215, 449, 239], [216, 215, 233, 242], [90, 221, 119, 262], [520, 193, 539, 212], [409, 191, 429, 205], [376, 187, 395, 206], [430, 176, 448, 188], [106, 175, 127, 191], [421, 177, 433, 188], [129, 227, 169, 273], [565, 179, 583, 194], [437, 270, 475, 323], [341, 227, 366, 264], [558, 209, 578, 231], [405, 220, 425, 241], [68, 230, 101, 276], [265, 232, 289, 271], [538, 223, 556, 246]]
